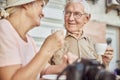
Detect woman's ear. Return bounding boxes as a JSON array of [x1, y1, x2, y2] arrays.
[[22, 3, 32, 10]]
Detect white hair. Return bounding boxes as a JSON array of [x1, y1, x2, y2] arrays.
[[65, 0, 90, 14]]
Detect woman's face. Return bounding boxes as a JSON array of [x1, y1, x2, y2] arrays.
[[26, 0, 44, 27]]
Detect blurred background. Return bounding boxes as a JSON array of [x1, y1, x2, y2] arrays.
[[28, 0, 120, 71]]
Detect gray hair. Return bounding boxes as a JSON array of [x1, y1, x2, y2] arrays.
[[65, 0, 90, 14]]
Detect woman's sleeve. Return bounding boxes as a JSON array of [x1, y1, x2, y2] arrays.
[[0, 25, 21, 67]]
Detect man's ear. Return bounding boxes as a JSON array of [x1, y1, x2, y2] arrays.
[[84, 14, 91, 24], [87, 14, 91, 20]]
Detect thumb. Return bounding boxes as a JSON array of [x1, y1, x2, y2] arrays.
[[63, 55, 68, 64]]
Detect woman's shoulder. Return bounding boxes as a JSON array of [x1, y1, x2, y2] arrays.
[[0, 19, 11, 30], [0, 19, 19, 44], [0, 19, 10, 24]]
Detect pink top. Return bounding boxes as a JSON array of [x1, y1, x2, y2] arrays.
[[0, 19, 40, 79]]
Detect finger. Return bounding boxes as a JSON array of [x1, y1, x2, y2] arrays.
[[63, 55, 69, 64], [104, 51, 113, 55], [106, 49, 114, 52], [104, 55, 113, 59], [102, 57, 111, 64], [106, 51, 113, 55], [102, 55, 113, 60], [63, 53, 73, 64], [106, 47, 114, 52], [56, 30, 64, 35], [66, 52, 78, 64]]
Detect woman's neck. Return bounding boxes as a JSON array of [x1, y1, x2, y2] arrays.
[[7, 12, 32, 42]]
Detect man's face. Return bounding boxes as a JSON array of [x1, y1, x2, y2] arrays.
[[64, 2, 90, 34]]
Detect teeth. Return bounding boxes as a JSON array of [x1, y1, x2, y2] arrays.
[[70, 24, 75, 25]]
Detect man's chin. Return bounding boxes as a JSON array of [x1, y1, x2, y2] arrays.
[[69, 25, 76, 28], [68, 30, 81, 34]]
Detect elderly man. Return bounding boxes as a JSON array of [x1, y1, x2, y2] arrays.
[[49, 0, 113, 68]]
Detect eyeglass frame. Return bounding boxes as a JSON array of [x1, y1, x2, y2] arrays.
[[64, 11, 87, 19]]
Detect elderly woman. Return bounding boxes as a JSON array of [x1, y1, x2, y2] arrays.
[[0, 0, 68, 80]]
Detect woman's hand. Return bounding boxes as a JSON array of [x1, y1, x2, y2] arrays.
[[40, 30, 65, 55], [63, 52, 78, 64]]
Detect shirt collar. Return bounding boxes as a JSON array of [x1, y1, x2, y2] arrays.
[[66, 31, 88, 40]]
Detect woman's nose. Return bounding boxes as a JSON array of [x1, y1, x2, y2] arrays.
[[40, 12, 44, 18]]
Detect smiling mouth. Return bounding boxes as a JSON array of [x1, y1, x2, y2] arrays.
[[68, 23, 76, 26], [68, 22, 76, 24]]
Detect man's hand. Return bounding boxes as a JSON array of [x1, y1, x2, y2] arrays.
[[102, 46, 114, 66]]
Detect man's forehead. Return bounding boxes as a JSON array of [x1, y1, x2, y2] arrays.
[[66, 3, 84, 12], [67, 0, 84, 3]]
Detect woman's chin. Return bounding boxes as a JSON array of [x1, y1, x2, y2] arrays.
[[36, 23, 40, 26], [34, 20, 41, 26]]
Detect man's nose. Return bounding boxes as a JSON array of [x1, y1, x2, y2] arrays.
[[69, 13, 75, 21]]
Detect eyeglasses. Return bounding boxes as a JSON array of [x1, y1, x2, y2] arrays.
[[65, 11, 86, 19]]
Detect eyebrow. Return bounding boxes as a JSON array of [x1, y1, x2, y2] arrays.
[[65, 11, 84, 13]]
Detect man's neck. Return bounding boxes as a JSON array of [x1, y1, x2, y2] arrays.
[[68, 30, 83, 39]]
